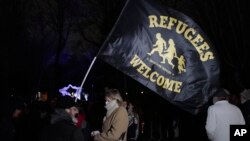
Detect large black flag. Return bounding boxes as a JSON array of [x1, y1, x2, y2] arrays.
[[98, 0, 220, 114]]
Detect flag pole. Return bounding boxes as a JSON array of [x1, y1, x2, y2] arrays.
[[77, 56, 97, 96], [77, 0, 131, 97]]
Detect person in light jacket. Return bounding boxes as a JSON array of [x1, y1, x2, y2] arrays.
[[91, 88, 129, 141], [205, 88, 245, 141]]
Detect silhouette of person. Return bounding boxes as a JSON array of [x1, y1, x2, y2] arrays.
[[91, 89, 128, 141], [205, 88, 245, 141], [148, 33, 166, 57], [39, 95, 85, 141], [239, 89, 250, 125], [127, 102, 140, 141], [177, 55, 186, 73], [161, 39, 177, 68]]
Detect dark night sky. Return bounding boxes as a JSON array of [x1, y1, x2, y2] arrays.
[[3, 0, 250, 101]]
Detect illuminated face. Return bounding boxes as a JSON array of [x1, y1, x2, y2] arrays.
[[127, 103, 133, 113], [67, 106, 79, 125], [105, 96, 112, 105]]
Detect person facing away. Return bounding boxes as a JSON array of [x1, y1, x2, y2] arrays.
[[205, 88, 245, 141], [127, 102, 140, 141], [239, 89, 250, 125], [39, 95, 85, 141], [91, 88, 129, 141]]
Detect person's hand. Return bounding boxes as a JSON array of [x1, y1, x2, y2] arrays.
[[91, 131, 100, 136]]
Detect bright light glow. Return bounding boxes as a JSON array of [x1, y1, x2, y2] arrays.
[[84, 93, 89, 101], [59, 84, 82, 100]]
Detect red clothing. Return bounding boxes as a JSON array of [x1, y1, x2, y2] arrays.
[[76, 113, 86, 128]]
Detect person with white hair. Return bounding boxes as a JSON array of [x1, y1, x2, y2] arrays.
[[239, 89, 250, 125]]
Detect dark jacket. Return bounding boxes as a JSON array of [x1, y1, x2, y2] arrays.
[[240, 100, 250, 125], [39, 109, 84, 141]]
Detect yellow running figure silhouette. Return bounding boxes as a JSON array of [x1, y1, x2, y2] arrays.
[[148, 34, 186, 72], [177, 55, 186, 73], [147, 33, 166, 58], [161, 38, 177, 69]]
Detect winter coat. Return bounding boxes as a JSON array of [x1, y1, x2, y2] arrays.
[[39, 109, 84, 141], [94, 107, 128, 141]]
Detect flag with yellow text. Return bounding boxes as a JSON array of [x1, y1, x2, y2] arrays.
[[98, 0, 220, 114]]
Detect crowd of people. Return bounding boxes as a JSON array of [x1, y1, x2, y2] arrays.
[[0, 87, 249, 141]]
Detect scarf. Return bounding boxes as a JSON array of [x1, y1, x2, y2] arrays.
[[105, 100, 119, 118]]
